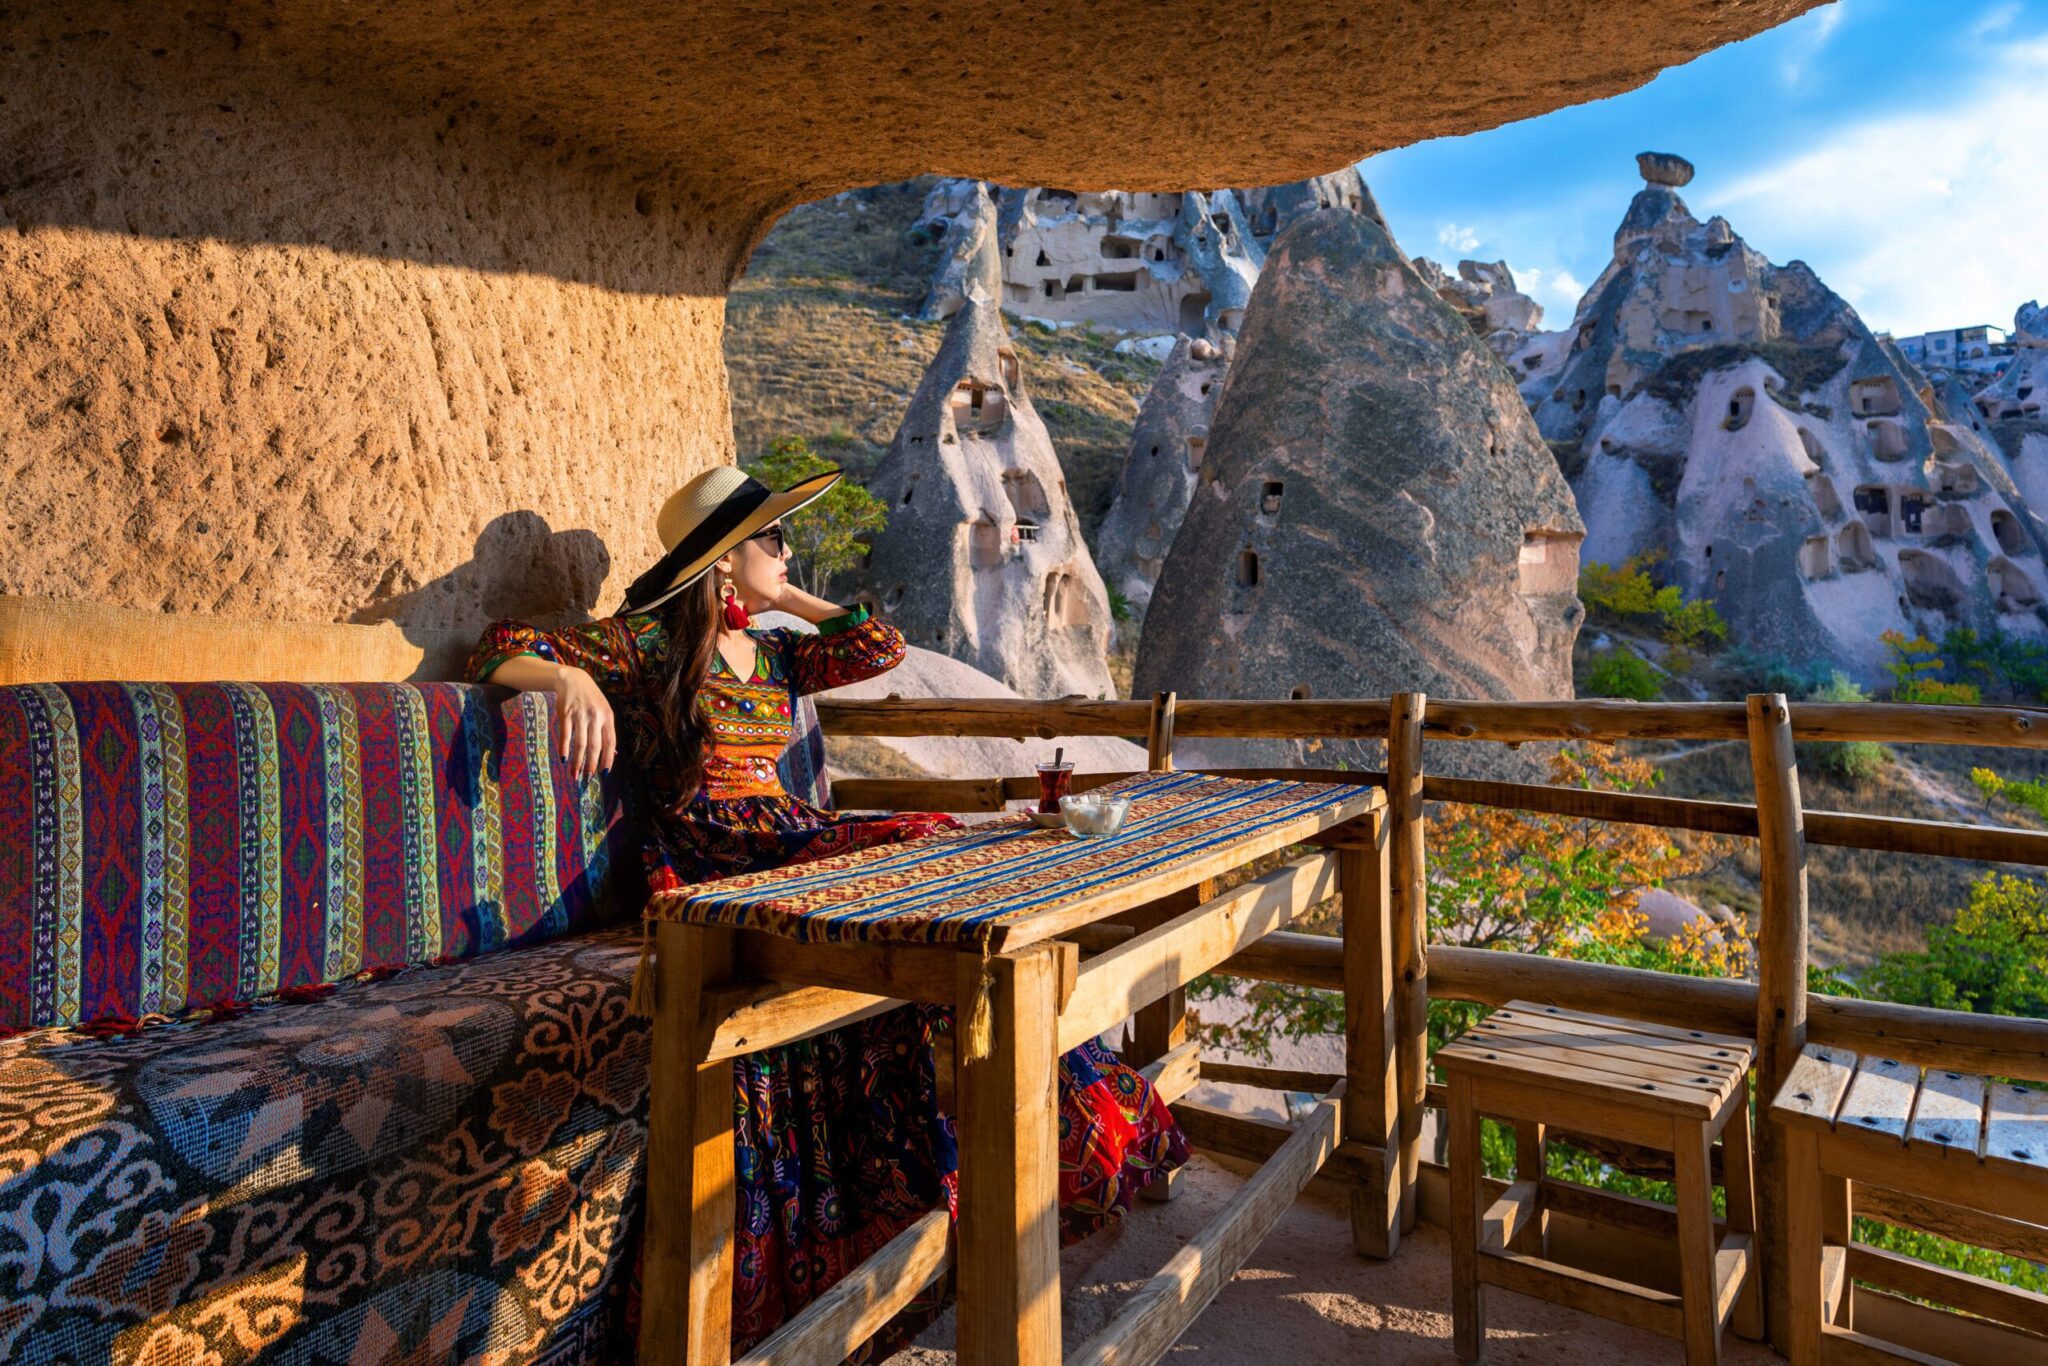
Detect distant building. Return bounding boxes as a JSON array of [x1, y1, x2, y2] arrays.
[[1891, 324, 2009, 373]]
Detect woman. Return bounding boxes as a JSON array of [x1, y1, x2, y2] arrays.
[[468, 466, 1189, 1355]]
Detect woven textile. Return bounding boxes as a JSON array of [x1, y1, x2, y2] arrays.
[[0, 681, 635, 1032], [656, 770, 1362, 945], [0, 925, 649, 1365]]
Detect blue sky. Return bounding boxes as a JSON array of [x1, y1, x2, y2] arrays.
[[1360, 0, 2047, 340]]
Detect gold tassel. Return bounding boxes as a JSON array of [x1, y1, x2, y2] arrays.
[[627, 921, 657, 1017], [962, 938, 995, 1062]]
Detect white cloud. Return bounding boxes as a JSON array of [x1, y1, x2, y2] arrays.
[[1972, 1, 2022, 38], [1437, 222, 1483, 253], [1514, 265, 1589, 314], [1778, 4, 1848, 87], [1710, 37, 2048, 336]]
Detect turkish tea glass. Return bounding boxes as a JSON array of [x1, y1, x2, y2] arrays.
[[1035, 761, 1074, 814]]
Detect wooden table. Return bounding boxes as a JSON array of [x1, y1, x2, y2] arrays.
[[634, 771, 1389, 1365]]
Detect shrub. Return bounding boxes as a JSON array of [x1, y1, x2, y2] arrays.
[[1795, 673, 1887, 784], [1862, 871, 2048, 1018], [1881, 629, 1982, 706], [1584, 649, 1661, 701], [1578, 554, 1727, 670]]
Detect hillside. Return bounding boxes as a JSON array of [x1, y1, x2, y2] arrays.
[[725, 180, 1162, 542]]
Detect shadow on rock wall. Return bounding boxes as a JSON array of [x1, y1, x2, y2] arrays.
[[351, 513, 612, 636]]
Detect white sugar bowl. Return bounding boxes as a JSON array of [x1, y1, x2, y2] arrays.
[[1059, 792, 1132, 838]]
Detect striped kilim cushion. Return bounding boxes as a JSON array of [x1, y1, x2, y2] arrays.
[[657, 770, 1365, 946], [0, 681, 635, 1032]]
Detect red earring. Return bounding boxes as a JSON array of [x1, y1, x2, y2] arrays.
[[721, 580, 750, 630]]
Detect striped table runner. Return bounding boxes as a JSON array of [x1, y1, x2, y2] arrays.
[[653, 770, 1366, 947]]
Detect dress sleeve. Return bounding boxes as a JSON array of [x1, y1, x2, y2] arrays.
[[464, 613, 667, 696], [783, 603, 907, 696]]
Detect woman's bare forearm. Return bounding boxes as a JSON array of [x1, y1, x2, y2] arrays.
[[770, 584, 853, 625], [481, 654, 577, 691]]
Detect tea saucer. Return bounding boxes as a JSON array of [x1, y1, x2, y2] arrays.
[[1026, 809, 1068, 830]]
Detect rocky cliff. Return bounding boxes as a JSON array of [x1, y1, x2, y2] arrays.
[[1095, 336, 1232, 615], [849, 223, 1116, 699], [1133, 209, 1584, 769], [1531, 153, 2048, 679]]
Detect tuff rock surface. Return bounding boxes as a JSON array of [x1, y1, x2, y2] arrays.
[[849, 226, 1115, 699], [1133, 209, 1584, 771], [1529, 155, 2048, 679], [1095, 336, 1233, 616]]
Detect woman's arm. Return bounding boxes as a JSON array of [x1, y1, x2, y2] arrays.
[[467, 615, 663, 779], [777, 601, 908, 696]]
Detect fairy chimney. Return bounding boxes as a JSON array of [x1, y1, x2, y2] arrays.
[[853, 227, 1115, 699]]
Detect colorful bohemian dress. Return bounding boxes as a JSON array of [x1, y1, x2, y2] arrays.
[[468, 604, 1191, 1354]]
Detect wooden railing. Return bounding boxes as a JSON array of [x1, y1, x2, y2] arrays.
[[818, 689, 2048, 1353]]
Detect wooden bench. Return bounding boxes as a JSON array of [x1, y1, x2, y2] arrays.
[[1439, 1000, 1761, 1364], [1770, 1044, 2048, 1365]]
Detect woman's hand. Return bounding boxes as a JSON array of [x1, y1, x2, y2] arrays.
[[553, 666, 616, 780]]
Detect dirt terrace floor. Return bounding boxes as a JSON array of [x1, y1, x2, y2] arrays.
[[890, 1154, 1782, 1364]]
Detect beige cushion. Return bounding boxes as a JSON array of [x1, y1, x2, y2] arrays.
[[0, 595, 476, 684]]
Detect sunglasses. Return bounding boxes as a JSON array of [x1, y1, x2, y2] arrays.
[[743, 524, 786, 557]]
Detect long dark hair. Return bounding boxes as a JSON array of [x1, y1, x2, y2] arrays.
[[641, 572, 723, 800]]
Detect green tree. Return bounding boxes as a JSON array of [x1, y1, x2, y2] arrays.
[[1584, 648, 1660, 700], [742, 437, 888, 595], [1862, 872, 2048, 1018], [1795, 673, 1886, 784], [1880, 629, 1981, 706]]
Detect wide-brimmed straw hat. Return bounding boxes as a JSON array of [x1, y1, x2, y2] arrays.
[[618, 465, 841, 615]]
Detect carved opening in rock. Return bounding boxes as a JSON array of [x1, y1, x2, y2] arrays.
[[1524, 355, 1543, 371], [1867, 418, 1908, 460], [1798, 429, 1824, 465], [1253, 204, 1279, 237], [1838, 520, 1877, 572], [1002, 469, 1051, 520], [1044, 572, 1088, 627], [1798, 536, 1831, 579], [1715, 569, 1727, 593], [1853, 484, 1892, 538], [1040, 190, 1078, 216], [1572, 389, 1588, 412], [1899, 549, 1963, 614], [1210, 213, 1233, 238], [1607, 384, 1622, 399], [999, 348, 1021, 390], [1095, 271, 1140, 293], [2022, 385, 2035, 401], [1101, 236, 1141, 261], [1518, 530, 1579, 597], [1289, 684, 1313, 700], [1150, 444, 1161, 458], [1237, 550, 1261, 588], [902, 483, 916, 506], [1851, 376, 1902, 417], [1994, 509, 2029, 556], [1934, 461, 1980, 496], [1260, 480, 1284, 515], [1898, 492, 1930, 536], [951, 381, 1008, 432], [1661, 309, 1714, 333], [1042, 279, 1064, 299], [882, 584, 905, 610], [1926, 504, 1973, 540], [968, 516, 1001, 569], [1726, 387, 1756, 431], [1179, 292, 1212, 335], [634, 188, 656, 216], [1186, 434, 1208, 472], [1806, 472, 1844, 520], [1217, 309, 1245, 333], [1992, 557, 2043, 611], [1014, 519, 1040, 544]]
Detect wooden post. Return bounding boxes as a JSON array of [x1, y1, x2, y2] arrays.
[[1339, 806, 1400, 1257], [1129, 878, 1213, 1203], [639, 921, 738, 1366], [1387, 691, 1430, 1235], [954, 945, 1063, 1366], [1146, 690, 1177, 772], [1748, 692, 1810, 1351]]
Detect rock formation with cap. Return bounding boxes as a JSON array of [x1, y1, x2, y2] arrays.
[[1528, 154, 2048, 679], [850, 224, 1116, 700], [1133, 207, 1585, 773], [912, 179, 1000, 322], [1095, 335, 1231, 617]]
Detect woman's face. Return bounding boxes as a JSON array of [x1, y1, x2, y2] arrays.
[[718, 521, 790, 613]]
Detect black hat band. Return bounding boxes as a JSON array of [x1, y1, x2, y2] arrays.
[[618, 476, 773, 614]]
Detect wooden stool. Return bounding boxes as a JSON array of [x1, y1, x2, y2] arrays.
[[1770, 1044, 2048, 1365], [1439, 1000, 1761, 1364]]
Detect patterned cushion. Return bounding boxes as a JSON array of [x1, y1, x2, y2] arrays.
[[0, 925, 649, 1364], [0, 682, 634, 1032]]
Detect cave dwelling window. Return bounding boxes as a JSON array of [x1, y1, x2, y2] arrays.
[[1035, 248, 1051, 267], [1806, 472, 1844, 520], [1898, 492, 1930, 536], [1798, 536, 1831, 580], [1992, 557, 2043, 611], [1837, 520, 1876, 571], [1726, 387, 1756, 431], [1237, 549, 1261, 587], [967, 517, 1002, 569], [1993, 509, 2029, 557], [1004, 468, 1051, 518], [1289, 684, 1313, 700], [1518, 530, 1579, 597], [1853, 484, 1893, 538], [1867, 419, 1908, 461], [1798, 428, 1824, 465], [1260, 480, 1284, 515], [1013, 519, 1040, 545], [1898, 548, 1963, 615], [1852, 376, 1902, 417], [1186, 434, 1208, 472]]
